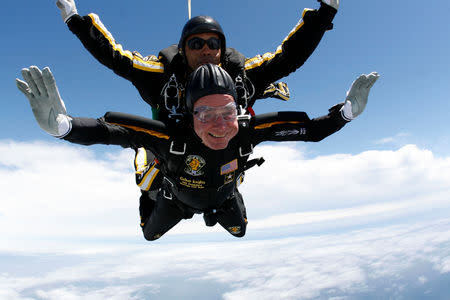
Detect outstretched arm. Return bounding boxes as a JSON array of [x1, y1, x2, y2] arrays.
[[55, 0, 164, 109], [251, 72, 379, 144], [16, 66, 170, 151], [246, 0, 338, 100]]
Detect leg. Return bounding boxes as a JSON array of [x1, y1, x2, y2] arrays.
[[139, 190, 156, 228], [216, 191, 248, 238], [141, 192, 187, 241]]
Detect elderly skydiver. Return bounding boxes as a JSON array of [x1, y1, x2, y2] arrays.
[[16, 63, 378, 240]]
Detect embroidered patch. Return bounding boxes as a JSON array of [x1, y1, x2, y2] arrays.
[[274, 128, 306, 136], [179, 176, 206, 189], [228, 226, 241, 235], [224, 173, 235, 184], [221, 159, 238, 175], [184, 155, 206, 176]]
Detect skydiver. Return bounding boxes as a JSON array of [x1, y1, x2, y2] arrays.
[[55, 0, 341, 208], [55, 0, 340, 119], [16, 63, 379, 240]]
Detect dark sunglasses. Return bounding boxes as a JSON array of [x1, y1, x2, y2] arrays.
[[187, 37, 221, 50]]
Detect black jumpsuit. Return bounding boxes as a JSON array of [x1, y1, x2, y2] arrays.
[[63, 106, 348, 240]]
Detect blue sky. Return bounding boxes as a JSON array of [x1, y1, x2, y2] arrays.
[[1, 1, 450, 299], [3, 0, 450, 156]]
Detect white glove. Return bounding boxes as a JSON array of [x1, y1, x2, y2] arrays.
[[56, 0, 78, 23], [340, 72, 379, 121], [16, 66, 72, 137], [321, 0, 339, 10]]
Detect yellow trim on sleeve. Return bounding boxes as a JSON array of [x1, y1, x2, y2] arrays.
[[109, 123, 170, 140], [254, 121, 302, 130], [133, 57, 164, 73], [88, 14, 164, 73], [88, 14, 134, 60]]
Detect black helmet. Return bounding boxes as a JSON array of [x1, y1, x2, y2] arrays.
[[178, 16, 226, 60], [185, 63, 237, 112]]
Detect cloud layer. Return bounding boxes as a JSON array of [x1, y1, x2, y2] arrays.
[[1, 140, 450, 299], [1, 219, 449, 299], [1, 140, 450, 246]]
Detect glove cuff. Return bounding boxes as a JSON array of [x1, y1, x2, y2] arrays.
[[63, 11, 77, 23], [54, 114, 73, 138], [340, 100, 354, 121]]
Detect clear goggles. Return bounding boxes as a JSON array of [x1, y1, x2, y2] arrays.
[[193, 102, 237, 123]]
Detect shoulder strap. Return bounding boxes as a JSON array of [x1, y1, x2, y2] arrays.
[[236, 110, 265, 178]]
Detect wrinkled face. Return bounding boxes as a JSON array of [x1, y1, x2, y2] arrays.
[[193, 94, 239, 150], [185, 32, 221, 70]]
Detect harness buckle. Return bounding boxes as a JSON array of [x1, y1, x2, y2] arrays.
[[163, 189, 173, 200], [162, 177, 174, 200], [237, 107, 251, 121], [239, 144, 254, 157], [169, 141, 186, 155]]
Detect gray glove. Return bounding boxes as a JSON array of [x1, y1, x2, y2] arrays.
[[340, 72, 379, 121], [16, 66, 72, 137], [321, 0, 339, 10], [56, 0, 78, 23]]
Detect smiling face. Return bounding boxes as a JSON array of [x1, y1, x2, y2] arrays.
[[184, 32, 222, 70], [192, 94, 239, 150]]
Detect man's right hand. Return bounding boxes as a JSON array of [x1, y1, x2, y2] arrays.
[[56, 0, 78, 23], [16, 66, 72, 137]]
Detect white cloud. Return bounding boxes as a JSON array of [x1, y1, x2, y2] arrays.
[[374, 132, 411, 145], [0, 140, 141, 245], [418, 276, 428, 284], [242, 143, 450, 218], [1, 141, 450, 251], [1, 219, 449, 300], [34, 284, 159, 300]]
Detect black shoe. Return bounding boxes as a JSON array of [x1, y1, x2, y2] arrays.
[[203, 210, 218, 227]]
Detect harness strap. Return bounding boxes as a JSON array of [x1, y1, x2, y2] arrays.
[[237, 107, 253, 157], [243, 157, 265, 172]]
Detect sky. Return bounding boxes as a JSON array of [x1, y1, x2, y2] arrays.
[[1, 0, 450, 299]]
